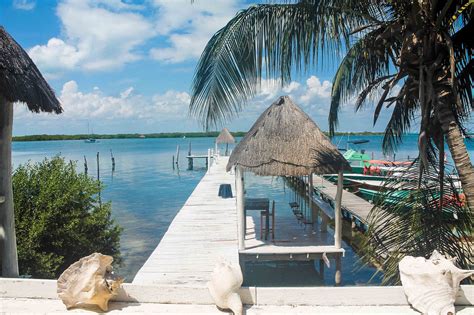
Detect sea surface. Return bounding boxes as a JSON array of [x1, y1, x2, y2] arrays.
[[12, 135, 474, 285]]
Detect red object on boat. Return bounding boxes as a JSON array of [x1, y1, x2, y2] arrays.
[[368, 160, 412, 166]]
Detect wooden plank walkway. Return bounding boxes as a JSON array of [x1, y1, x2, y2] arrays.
[[133, 156, 238, 287], [312, 175, 373, 224]]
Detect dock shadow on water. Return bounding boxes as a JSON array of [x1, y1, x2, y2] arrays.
[[243, 261, 325, 286]]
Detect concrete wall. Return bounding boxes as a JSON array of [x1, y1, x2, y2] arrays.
[[1, 278, 473, 306]]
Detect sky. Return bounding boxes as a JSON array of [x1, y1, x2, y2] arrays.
[[3, 0, 401, 136]]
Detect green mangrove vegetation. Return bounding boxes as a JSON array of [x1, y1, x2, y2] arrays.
[[12, 156, 122, 278]]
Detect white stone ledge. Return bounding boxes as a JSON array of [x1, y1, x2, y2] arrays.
[[0, 278, 472, 307]]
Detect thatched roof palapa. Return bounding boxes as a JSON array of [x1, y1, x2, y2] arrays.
[[216, 127, 235, 144], [0, 27, 62, 113], [227, 96, 350, 176]]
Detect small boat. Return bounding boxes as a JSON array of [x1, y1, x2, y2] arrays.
[[348, 139, 370, 145], [84, 123, 97, 143]]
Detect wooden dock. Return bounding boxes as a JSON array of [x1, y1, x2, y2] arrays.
[[311, 175, 373, 225], [133, 158, 374, 286], [186, 154, 213, 170], [133, 156, 238, 287]]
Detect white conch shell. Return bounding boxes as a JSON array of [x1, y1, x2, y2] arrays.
[[207, 259, 243, 315], [399, 250, 473, 315], [57, 253, 123, 311]]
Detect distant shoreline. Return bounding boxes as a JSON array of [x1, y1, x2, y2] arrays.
[[13, 131, 387, 142]]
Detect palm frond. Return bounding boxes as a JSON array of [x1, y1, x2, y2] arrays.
[[452, 18, 474, 111], [190, 1, 376, 129], [329, 25, 396, 135], [382, 84, 418, 154]]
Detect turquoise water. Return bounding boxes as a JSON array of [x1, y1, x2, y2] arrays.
[[12, 135, 473, 285]]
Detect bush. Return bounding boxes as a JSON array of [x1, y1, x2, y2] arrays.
[[13, 156, 122, 279]]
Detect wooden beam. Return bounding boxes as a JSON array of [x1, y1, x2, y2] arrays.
[[308, 173, 315, 223], [334, 170, 343, 249], [0, 98, 19, 277], [236, 166, 245, 251]]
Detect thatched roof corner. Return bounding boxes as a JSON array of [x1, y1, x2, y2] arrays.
[[0, 27, 62, 113], [226, 96, 350, 176], [216, 127, 235, 144]]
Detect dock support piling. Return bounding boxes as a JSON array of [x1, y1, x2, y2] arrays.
[[308, 174, 315, 223], [207, 149, 211, 171], [321, 216, 328, 232], [334, 170, 344, 285], [335, 255, 342, 285], [187, 157, 193, 170], [236, 167, 245, 251], [334, 170, 343, 249]]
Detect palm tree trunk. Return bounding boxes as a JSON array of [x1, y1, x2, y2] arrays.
[[438, 104, 474, 212], [0, 97, 19, 277]]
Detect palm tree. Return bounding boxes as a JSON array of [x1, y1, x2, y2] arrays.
[[0, 27, 62, 277], [190, 0, 474, 211]]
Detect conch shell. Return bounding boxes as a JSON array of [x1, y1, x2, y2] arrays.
[[207, 259, 243, 315], [399, 250, 473, 315], [57, 253, 123, 311]]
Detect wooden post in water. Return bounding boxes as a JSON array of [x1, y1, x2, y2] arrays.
[[187, 142, 193, 170], [84, 155, 88, 175], [175, 145, 180, 168], [236, 167, 245, 251], [110, 150, 115, 172], [0, 98, 19, 277], [207, 149, 211, 171], [334, 170, 344, 285], [97, 152, 101, 208]]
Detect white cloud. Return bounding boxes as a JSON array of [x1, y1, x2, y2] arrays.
[[29, 38, 82, 70], [28, 0, 155, 73], [14, 80, 190, 125], [299, 76, 332, 102], [13, 0, 36, 10], [27, 0, 245, 73], [149, 0, 243, 63]]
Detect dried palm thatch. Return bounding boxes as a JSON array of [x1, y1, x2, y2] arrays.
[[227, 96, 350, 176], [0, 27, 61, 113], [216, 127, 235, 144]]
